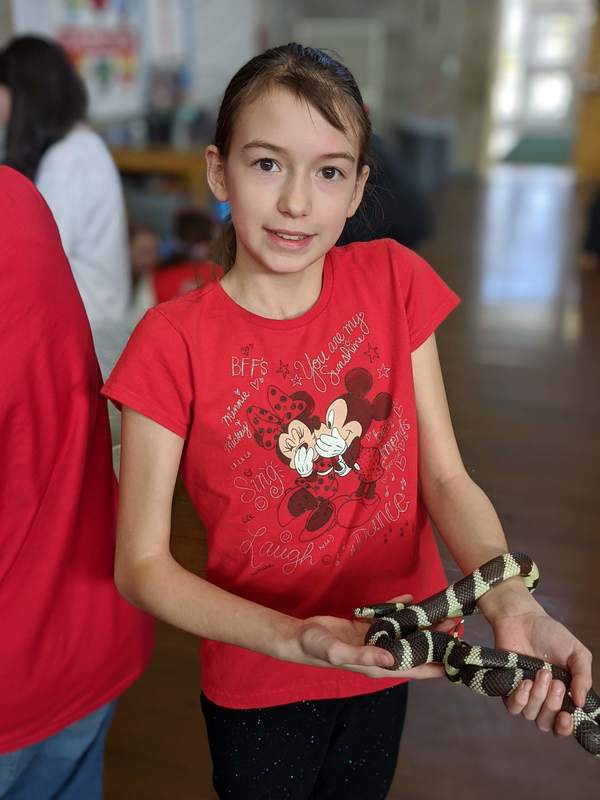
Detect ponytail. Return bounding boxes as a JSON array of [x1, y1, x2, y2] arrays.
[[210, 219, 237, 271]]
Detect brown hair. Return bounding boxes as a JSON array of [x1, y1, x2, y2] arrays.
[[210, 43, 372, 269]]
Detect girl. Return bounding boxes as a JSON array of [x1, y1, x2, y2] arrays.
[[102, 44, 592, 799], [0, 36, 130, 353]]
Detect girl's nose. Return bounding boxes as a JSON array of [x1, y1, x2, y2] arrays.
[[277, 173, 311, 218]]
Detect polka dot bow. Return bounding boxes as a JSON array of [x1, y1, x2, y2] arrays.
[[247, 386, 307, 450]]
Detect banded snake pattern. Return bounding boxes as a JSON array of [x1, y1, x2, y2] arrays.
[[355, 552, 600, 757]]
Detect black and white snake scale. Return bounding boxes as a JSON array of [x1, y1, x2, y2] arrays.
[[354, 552, 600, 757]]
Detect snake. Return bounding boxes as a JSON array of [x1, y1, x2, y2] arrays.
[[354, 552, 600, 757]]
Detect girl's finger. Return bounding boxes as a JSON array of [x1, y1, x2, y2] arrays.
[[505, 679, 533, 715], [342, 659, 445, 680], [553, 710, 574, 738], [324, 636, 445, 679], [567, 647, 593, 707], [393, 662, 444, 680], [349, 643, 445, 680], [521, 669, 552, 722], [326, 641, 395, 669], [535, 679, 566, 733]]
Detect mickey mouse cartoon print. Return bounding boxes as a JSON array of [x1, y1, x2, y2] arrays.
[[247, 368, 393, 542], [316, 368, 393, 527]]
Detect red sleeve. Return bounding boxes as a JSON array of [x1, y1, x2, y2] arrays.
[[387, 239, 460, 351], [101, 308, 193, 438]]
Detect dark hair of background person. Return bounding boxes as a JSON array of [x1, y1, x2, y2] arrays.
[[0, 36, 88, 181], [337, 132, 433, 250], [161, 208, 216, 268], [209, 42, 373, 270], [174, 208, 214, 246]]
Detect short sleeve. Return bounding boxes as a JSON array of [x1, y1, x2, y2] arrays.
[[388, 240, 460, 351], [101, 308, 193, 438]]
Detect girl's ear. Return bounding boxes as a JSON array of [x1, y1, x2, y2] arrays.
[[346, 163, 370, 219], [205, 145, 229, 202]]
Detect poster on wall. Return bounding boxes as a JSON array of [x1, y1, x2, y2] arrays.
[[11, 0, 145, 119]]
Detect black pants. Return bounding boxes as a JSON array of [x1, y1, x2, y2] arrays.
[[200, 683, 409, 800]]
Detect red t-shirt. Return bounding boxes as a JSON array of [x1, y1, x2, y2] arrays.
[[152, 260, 223, 304], [102, 238, 460, 709], [0, 167, 154, 754]]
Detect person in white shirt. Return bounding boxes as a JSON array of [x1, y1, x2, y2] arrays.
[[0, 35, 131, 373]]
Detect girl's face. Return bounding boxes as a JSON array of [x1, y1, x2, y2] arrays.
[[206, 86, 369, 276], [0, 86, 11, 127]]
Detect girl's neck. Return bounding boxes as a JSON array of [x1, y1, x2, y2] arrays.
[[220, 254, 326, 321]]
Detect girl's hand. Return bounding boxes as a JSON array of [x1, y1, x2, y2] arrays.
[[295, 594, 445, 680], [489, 596, 593, 738]]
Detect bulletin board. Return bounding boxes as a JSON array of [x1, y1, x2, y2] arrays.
[[11, 0, 146, 119]]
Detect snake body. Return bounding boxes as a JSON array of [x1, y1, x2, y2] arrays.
[[355, 552, 600, 757]]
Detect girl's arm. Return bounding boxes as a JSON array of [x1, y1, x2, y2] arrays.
[[114, 407, 443, 680], [411, 333, 593, 732], [411, 334, 524, 606]]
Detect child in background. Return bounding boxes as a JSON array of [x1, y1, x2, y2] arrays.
[[129, 211, 223, 321], [130, 223, 161, 283], [129, 222, 161, 321], [103, 44, 592, 799], [154, 208, 223, 303]]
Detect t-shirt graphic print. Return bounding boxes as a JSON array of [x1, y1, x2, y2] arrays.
[[243, 366, 402, 561]]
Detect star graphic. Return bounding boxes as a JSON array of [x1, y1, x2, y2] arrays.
[[276, 360, 291, 379], [290, 374, 303, 387], [377, 363, 390, 379], [364, 343, 380, 363]]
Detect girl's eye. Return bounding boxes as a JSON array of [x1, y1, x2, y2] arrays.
[[254, 158, 280, 172], [319, 166, 343, 181]]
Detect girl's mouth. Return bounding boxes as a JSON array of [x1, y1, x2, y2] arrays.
[[265, 229, 315, 250]]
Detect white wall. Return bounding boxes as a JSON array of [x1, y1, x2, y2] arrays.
[[0, 0, 14, 46], [187, 0, 259, 108], [6, 0, 260, 117], [258, 0, 501, 177]]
